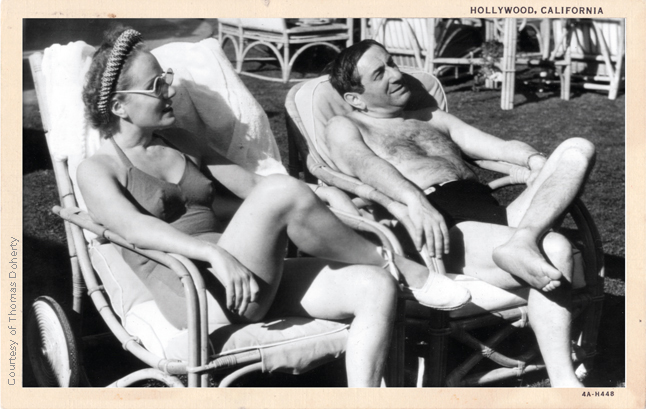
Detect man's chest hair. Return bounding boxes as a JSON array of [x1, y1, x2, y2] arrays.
[[362, 118, 460, 159]]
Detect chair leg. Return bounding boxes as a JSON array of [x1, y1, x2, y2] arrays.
[[500, 18, 517, 110], [385, 297, 406, 386], [282, 41, 291, 83], [608, 77, 619, 100], [561, 61, 571, 101], [286, 116, 303, 179], [421, 309, 450, 386], [609, 20, 625, 100], [577, 293, 604, 376]]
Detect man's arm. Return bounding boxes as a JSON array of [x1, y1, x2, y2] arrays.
[[430, 109, 544, 166], [324, 116, 449, 257], [429, 109, 547, 185]]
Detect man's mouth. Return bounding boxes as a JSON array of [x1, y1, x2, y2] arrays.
[[391, 84, 407, 94]]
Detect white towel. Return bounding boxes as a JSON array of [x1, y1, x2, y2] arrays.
[[41, 41, 103, 228], [152, 39, 286, 176], [41, 41, 102, 162]]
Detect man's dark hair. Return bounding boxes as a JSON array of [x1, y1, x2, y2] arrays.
[[326, 39, 387, 96]]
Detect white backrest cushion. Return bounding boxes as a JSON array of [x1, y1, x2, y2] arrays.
[[89, 243, 153, 321]]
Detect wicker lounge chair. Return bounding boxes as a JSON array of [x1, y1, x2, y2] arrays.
[[284, 70, 605, 386], [25, 38, 405, 387], [551, 18, 625, 100], [218, 18, 353, 83]]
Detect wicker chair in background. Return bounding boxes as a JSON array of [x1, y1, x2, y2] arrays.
[[551, 18, 625, 100], [218, 18, 354, 83]]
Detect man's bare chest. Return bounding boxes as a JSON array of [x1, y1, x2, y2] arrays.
[[360, 119, 461, 162]]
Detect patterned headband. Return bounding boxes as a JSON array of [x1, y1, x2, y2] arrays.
[[97, 29, 143, 124]]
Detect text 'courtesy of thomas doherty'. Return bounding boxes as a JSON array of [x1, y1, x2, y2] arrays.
[[7, 237, 20, 386]]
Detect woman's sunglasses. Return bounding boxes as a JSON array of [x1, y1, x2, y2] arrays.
[[113, 68, 174, 98]]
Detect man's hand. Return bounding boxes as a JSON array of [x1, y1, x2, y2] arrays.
[[407, 196, 450, 257], [526, 153, 547, 187], [390, 194, 450, 257]]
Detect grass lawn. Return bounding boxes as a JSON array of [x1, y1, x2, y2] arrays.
[[22, 49, 624, 387]]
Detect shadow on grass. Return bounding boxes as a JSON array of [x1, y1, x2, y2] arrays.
[[23, 236, 71, 309], [23, 235, 71, 387], [604, 254, 625, 281], [23, 129, 51, 174], [22, 235, 149, 387], [586, 292, 626, 387]]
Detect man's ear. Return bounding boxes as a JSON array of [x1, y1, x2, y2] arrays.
[[343, 92, 366, 111], [110, 98, 128, 119]]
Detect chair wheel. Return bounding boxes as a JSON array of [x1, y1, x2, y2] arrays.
[[26, 296, 82, 387]]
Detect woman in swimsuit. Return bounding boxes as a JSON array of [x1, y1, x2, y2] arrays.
[[78, 27, 468, 387]]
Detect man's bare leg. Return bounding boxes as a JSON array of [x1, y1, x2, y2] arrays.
[[493, 137, 595, 290], [527, 232, 582, 387], [446, 221, 583, 387]]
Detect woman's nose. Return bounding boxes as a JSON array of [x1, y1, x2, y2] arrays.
[[166, 84, 176, 99]]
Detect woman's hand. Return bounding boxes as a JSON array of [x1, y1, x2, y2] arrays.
[[314, 186, 361, 216], [206, 246, 260, 316]]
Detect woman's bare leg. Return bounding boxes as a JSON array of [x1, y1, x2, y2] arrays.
[[218, 175, 466, 316], [216, 175, 388, 320], [213, 175, 398, 385], [271, 258, 398, 387]]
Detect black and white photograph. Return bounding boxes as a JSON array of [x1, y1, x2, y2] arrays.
[[5, 1, 642, 407]]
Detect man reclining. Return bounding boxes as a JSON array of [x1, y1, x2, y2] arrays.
[[322, 40, 596, 387]]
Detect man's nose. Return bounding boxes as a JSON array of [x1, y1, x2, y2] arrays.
[[387, 66, 403, 82]]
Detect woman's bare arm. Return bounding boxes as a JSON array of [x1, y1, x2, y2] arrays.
[[77, 156, 259, 313]]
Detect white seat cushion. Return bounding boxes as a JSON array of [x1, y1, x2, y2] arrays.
[[90, 243, 349, 368], [89, 243, 154, 322]]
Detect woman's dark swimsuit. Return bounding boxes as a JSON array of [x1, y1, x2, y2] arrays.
[[425, 179, 508, 228], [110, 136, 223, 329]]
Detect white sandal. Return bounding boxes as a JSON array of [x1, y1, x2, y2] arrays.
[[378, 246, 471, 311]]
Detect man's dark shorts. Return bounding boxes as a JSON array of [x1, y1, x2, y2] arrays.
[[425, 179, 508, 228]]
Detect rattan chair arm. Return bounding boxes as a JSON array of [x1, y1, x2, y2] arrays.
[[330, 208, 404, 256], [106, 368, 186, 388], [53, 205, 202, 385], [168, 253, 210, 385], [57, 206, 181, 375], [308, 160, 399, 210], [218, 362, 264, 387]]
